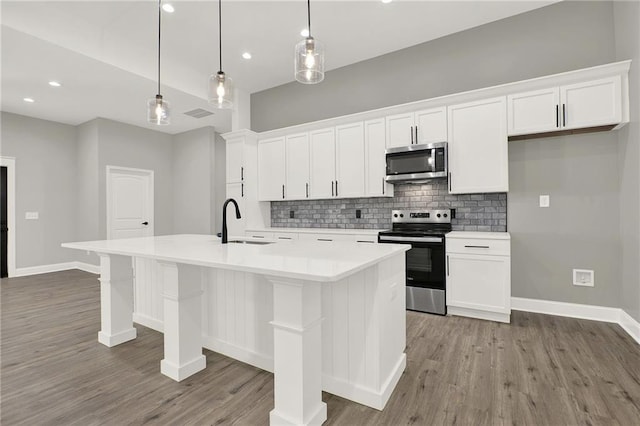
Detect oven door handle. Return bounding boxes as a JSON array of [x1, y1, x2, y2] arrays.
[[379, 235, 443, 243]]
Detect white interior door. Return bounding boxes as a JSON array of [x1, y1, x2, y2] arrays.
[[107, 166, 154, 240]]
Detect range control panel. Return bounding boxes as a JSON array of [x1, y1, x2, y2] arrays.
[[391, 209, 454, 224]]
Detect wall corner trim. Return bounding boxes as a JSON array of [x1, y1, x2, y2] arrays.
[[512, 297, 640, 346]]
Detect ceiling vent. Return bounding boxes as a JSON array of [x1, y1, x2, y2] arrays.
[[183, 108, 214, 119]]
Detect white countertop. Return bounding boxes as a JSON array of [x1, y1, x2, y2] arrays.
[[62, 234, 409, 282], [246, 227, 386, 236], [446, 231, 511, 240]]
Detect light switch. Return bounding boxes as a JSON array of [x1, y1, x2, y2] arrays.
[[25, 212, 39, 220], [539, 195, 550, 208]]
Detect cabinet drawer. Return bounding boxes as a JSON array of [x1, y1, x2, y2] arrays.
[[352, 235, 377, 243], [245, 231, 274, 239], [299, 233, 352, 242], [446, 238, 510, 256], [274, 233, 298, 241]]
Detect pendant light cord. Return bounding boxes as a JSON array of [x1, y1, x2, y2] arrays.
[[307, 0, 311, 36], [157, 0, 162, 95], [218, 0, 223, 73]]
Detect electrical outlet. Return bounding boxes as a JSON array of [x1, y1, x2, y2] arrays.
[[289, 210, 295, 219], [356, 209, 362, 219], [573, 269, 594, 287], [539, 195, 550, 208], [25, 212, 39, 220]]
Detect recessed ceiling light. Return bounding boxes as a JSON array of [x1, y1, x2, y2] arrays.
[[23, 97, 35, 103], [300, 29, 309, 37], [162, 3, 175, 13], [48, 81, 62, 87], [381, 0, 393, 3], [242, 52, 252, 60]]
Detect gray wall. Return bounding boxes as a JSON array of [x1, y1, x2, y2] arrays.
[[272, 180, 506, 232], [75, 120, 100, 265], [614, 1, 640, 322], [0, 112, 78, 268], [173, 127, 215, 235], [252, 1, 617, 131], [252, 1, 632, 310]]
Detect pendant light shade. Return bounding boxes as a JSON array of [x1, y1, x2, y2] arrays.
[[208, 0, 233, 109], [295, 0, 324, 84], [147, 0, 170, 125]]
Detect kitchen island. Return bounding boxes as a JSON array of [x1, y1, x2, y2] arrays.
[[62, 235, 409, 426]]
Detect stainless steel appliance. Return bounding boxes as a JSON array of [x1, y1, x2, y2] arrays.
[[378, 209, 452, 315], [385, 142, 447, 184]]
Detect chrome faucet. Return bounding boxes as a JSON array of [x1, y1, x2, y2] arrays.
[[221, 198, 241, 244]]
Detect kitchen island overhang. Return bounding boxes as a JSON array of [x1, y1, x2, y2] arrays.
[[62, 235, 409, 426]]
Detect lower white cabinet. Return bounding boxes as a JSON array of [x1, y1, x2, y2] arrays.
[[446, 232, 511, 323]]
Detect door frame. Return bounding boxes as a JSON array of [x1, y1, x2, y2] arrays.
[[106, 165, 154, 240], [0, 157, 16, 277]]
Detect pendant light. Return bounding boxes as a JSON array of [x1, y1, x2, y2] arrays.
[[147, 0, 170, 125], [208, 0, 233, 109], [295, 0, 324, 84]]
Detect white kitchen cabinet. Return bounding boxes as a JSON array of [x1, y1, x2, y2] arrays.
[[446, 232, 511, 323], [335, 122, 365, 198], [309, 128, 336, 199], [447, 96, 508, 194], [257, 137, 286, 201], [285, 133, 310, 200], [225, 182, 246, 238], [226, 136, 245, 183], [364, 119, 393, 197], [507, 76, 622, 136], [386, 107, 447, 148]]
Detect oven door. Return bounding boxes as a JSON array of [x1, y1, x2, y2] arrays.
[[378, 235, 447, 315]]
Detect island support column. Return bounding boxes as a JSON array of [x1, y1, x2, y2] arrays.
[[97, 254, 137, 347], [159, 262, 207, 381], [268, 277, 327, 426]]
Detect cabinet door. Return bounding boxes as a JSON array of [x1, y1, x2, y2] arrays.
[[257, 137, 286, 201], [447, 97, 508, 194], [446, 253, 510, 314], [335, 122, 365, 198], [415, 107, 447, 144], [364, 118, 392, 197], [225, 183, 246, 237], [561, 76, 622, 130], [309, 128, 336, 199], [385, 113, 414, 148], [507, 87, 560, 136], [226, 137, 245, 183], [285, 133, 310, 200]]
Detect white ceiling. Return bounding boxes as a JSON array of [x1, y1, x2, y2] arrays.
[[1, 0, 558, 135]]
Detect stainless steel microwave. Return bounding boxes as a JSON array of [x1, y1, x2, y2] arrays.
[[385, 142, 448, 184]]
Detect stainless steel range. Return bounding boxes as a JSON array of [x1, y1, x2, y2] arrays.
[[378, 209, 452, 315]]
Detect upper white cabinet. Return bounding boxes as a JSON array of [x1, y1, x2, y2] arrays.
[[258, 137, 286, 201], [285, 133, 310, 199], [309, 128, 336, 199], [226, 137, 245, 183], [364, 118, 393, 197], [386, 107, 447, 148], [508, 75, 622, 136], [335, 122, 365, 198], [448, 97, 508, 194]]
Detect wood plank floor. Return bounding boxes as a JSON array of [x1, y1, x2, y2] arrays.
[[1, 270, 639, 425]]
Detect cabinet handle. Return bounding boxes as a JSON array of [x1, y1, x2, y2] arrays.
[[382, 177, 385, 195], [282, 184, 285, 199], [556, 105, 559, 128], [241, 167, 244, 181], [278, 236, 292, 240], [335, 180, 339, 197], [410, 126, 414, 144], [415, 126, 418, 143], [562, 104, 566, 127], [332, 181, 334, 196], [448, 172, 452, 192], [252, 235, 265, 239], [356, 240, 374, 243], [306, 183, 309, 198], [317, 238, 332, 242], [464, 245, 490, 249], [241, 183, 244, 197], [446, 255, 449, 276]]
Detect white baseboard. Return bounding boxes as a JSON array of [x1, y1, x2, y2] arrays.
[[12, 261, 99, 277], [512, 297, 640, 346], [202, 336, 274, 373], [133, 313, 164, 333], [619, 310, 640, 345]]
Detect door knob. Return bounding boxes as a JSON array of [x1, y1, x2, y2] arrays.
[[141, 221, 149, 225]]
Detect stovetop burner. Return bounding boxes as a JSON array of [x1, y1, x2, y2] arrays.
[[379, 209, 453, 237]]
